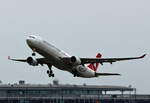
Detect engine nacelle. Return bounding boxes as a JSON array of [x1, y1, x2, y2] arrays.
[[70, 56, 81, 65], [27, 57, 38, 66]]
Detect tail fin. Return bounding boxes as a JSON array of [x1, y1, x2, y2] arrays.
[[88, 53, 102, 71]]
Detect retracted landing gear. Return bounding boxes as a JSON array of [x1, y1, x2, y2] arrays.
[[47, 64, 55, 78]]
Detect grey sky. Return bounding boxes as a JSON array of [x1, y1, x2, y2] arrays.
[[0, 0, 149, 94]]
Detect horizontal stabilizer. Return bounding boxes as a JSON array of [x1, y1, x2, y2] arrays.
[[95, 73, 120, 77]]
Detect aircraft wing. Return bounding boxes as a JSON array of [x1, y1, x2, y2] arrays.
[[8, 56, 50, 65], [62, 54, 146, 65], [8, 56, 27, 62], [95, 73, 120, 77], [80, 54, 146, 64]]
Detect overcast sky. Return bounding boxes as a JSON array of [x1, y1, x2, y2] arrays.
[[0, 0, 149, 94]]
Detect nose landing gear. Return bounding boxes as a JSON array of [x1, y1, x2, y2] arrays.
[[47, 64, 55, 78], [32, 53, 36, 56], [31, 48, 36, 56]]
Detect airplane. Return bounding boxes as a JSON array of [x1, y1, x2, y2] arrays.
[[8, 35, 146, 78]]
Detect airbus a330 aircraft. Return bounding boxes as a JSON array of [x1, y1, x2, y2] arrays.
[[9, 35, 146, 78]]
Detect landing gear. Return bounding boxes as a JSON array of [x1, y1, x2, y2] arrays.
[[73, 70, 79, 77], [73, 74, 79, 77], [47, 70, 50, 74], [47, 64, 55, 78], [47, 70, 54, 77], [49, 73, 54, 77], [32, 52, 36, 56], [73, 73, 77, 77], [32, 48, 36, 56]]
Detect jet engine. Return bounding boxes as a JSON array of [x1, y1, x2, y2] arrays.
[[70, 56, 81, 65], [27, 57, 38, 66]]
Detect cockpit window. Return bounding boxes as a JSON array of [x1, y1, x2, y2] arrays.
[[29, 36, 36, 39]]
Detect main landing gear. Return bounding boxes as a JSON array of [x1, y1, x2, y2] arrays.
[[47, 70, 54, 77], [30, 48, 55, 78], [47, 64, 55, 78], [73, 70, 79, 77]]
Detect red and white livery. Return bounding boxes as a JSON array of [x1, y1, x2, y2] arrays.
[[9, 35, 146, 78]]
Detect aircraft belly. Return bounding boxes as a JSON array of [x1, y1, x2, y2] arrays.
[[53, 64, 72, 72], [35, 42, 61, 60]]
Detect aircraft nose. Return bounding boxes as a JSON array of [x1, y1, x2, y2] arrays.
[[26, 37, 33, 45], [26, 35, 41, 46], [26, 37, 30, 41]]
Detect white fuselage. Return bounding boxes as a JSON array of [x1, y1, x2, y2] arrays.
[[26, 36, 96, 78]]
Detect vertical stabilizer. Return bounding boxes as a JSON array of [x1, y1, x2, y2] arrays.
[[88, 53, 102, 71]]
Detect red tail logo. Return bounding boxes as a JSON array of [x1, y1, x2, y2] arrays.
[[88, 53, 102, 71]]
